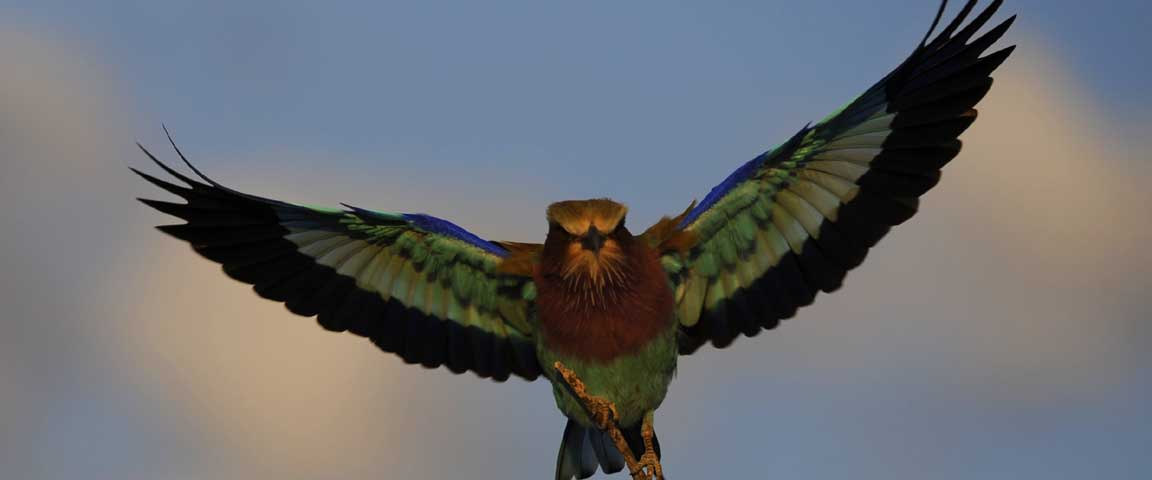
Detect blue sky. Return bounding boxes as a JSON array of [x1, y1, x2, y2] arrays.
[[5, 1, 1151, 175], [5, 1, 1150, 210], [1, 1, 1149, 479]]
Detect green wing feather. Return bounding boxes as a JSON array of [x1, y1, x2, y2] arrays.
[[133, 139, 540, 381], [664, 0, 1016, 353]]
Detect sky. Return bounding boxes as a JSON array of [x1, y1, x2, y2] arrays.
[[1, 1, 1150, 479]]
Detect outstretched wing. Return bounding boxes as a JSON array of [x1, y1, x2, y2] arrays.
[[133, 138, 540, 381], [662, 0, 1016, 354]]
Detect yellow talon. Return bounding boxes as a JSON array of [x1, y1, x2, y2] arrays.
[[587, 396, 619, 430], [635, 412, 664, 480]]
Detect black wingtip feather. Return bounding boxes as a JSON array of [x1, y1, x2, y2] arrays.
[[723, 292, 756, 339], [445, 322, 473, 374], [370, 302, 407, 355], [512, 342, 542, 380], [162, 125, 221, 188], [193, 240, 294, 267], [292, 275, 354, 319], [142, 201, 272, 227], [919, 0, 953, 47], [156, 223, 287, 247], [490, 339, 513, 382], [352, 293, 389, 340], [137, 198, 197, 217], [420, 318, 448, 369], [336, 290, 371, 336], [963, 15, 1017, 57], [256, 264, 331, 304], [926, 0, 977, 49], [858, 169, 943, 198], [755, 269, 795, 324], [952, 0, 1007, 47], [893, 77, 993, 111], [905, 40, 1015, 96], [810, 220, 869, 271], [885, 114, 978, 148], [131, 168, 195, 198], [919, 13, 1015, 77], [796, 242, 847, 293], [466, 326, 495, 379], [136, 142, 208, 189], [400, 307, 427, 364], [222, 254, 309, 285], [776, 254, 817, 308]]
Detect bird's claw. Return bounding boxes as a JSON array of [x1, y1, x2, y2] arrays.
[[631, 450, 664, 480], [587, 396, 619, 430], [631, 412, 664, 480]]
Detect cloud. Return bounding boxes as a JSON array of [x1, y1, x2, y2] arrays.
[[0, 26, 139, 477], [0, 28, 126, 182]]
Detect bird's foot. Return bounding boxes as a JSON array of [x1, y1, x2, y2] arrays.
[[632, 451, 663, 480], [553, 361, 618, 430], [630, 412, 664, 480], [586, 395, 620, 431]]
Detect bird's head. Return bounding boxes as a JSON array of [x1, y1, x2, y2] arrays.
[[542, 198, 632, 289]]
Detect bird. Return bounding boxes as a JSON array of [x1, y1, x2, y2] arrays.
[[133, 1, 1015, 478]]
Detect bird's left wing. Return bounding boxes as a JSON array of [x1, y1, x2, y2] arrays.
[[652, 0, 1015, 354], [134, 141, 540, 381]]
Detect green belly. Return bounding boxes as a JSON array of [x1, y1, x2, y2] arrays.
[[537, 328, 678, 428]]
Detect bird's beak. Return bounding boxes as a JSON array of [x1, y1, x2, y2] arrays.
[[581, 226, 605, 254]]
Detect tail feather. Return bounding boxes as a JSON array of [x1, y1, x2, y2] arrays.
[[589, 428, 626, 473], [556, 419, 597, 480], [555, 419, 660, 480]]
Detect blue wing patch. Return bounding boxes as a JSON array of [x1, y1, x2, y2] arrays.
[[403, 213, 509, 256], [679, 155, 766, 227], [337, 204, 508, 256], [679, 125, 813, 228]]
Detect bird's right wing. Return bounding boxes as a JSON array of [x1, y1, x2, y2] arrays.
[[134, 139, 541, 381], [654, 0, 1015, 354]]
